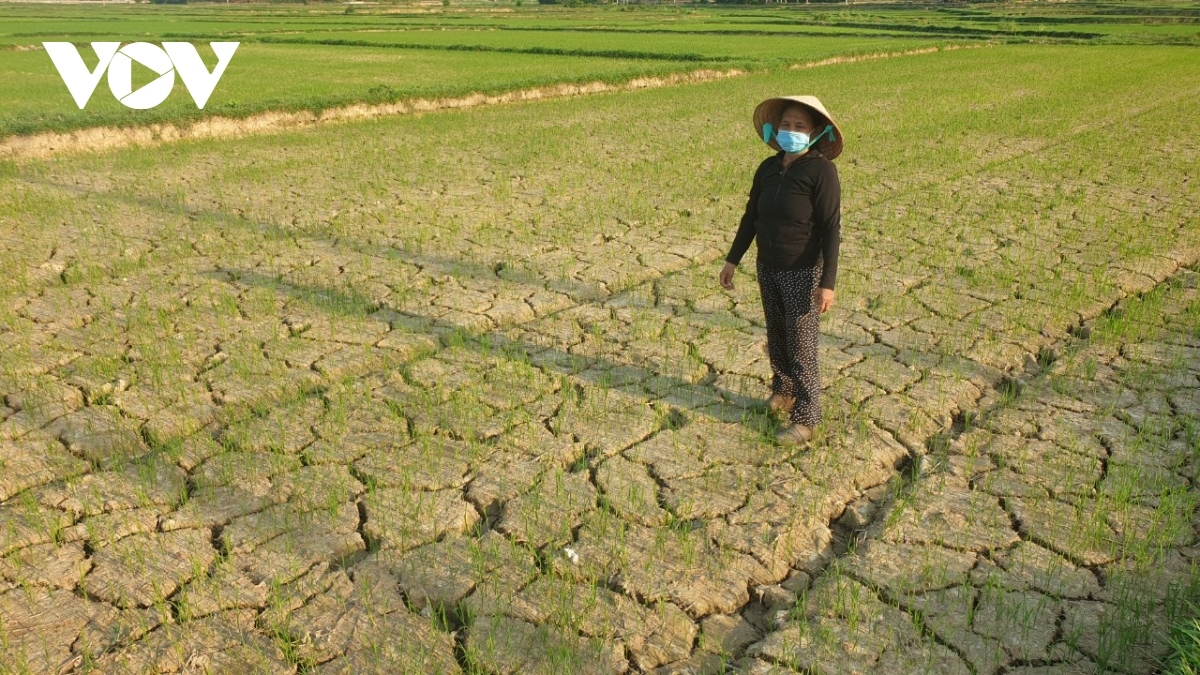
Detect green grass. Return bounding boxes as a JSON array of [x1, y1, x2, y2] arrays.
[[1, 0, 1196, 139], [1166, 602, 1200, 675], [0, 42, 720, 138], [259, 28, 943, 63]]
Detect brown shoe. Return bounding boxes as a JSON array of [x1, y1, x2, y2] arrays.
[[766, 394, 795, 414], [775, 423, 813, 445]]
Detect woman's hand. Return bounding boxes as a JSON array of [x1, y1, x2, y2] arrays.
[[814, 287, 835, 313], [719, 261, 736, 290]]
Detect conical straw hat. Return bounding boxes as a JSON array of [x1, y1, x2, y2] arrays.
[[753, 95, 843, 160]]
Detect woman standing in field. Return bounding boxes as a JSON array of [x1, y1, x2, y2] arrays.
[[719, 95, 842, 446]]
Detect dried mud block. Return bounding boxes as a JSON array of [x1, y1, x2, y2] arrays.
[[843, 357, 921, 395], [460, 559, 546, 623], [723, 657, 803, 674], [596, 456, 669, 527], [236, 525, 364, 586], [496, 469, 595, 549], [905, 375, 982, 426], [1005, 497, 1118, 566], [1100, 461, 1190, 500], [403, 394, 508, 441], [498, 575, 697, 671], [171, 431, 225, 472], [0, 436, 89, 502], [45, 405, 148, 467], [60, 506, 161, 546], [387, 531, 535, 612], [363, 487, 479, 553], [279, 581, 459, 673], [353, 436, 475, 491], [563, 513, 769, 619], [820, 421, 911, 493], [140, 393, 219, 447], [791, 456, 877, 522], [38, 457, 185, 518], [864, 395, 941, 453], [844, 540, 976, 598], [256, 562, 343, 628], [220, 398, 323, 455], [973, 468, 1050, 499], [1169, 387, 1200, 417], [313, 345, 390, 380], [872, 641, 972, 675], [628, 419, 771, 478], [708, 512, 831, 582], [1123, 342, 1200, 370], [465, 615, 628, 675], [747, 576, 929, 675], [266, 465, 365, 511], [699, 614, 762, 657], [999, 661, 1097, 675], [692, 332, 767, 374], [175, 562, 270, 620], [624, 432, 707, 481], [91, 610, 292, 675], [226, 501, 362, 584], [1108, 497, 1195, 550], [983, 436, 1101, 498], [475, 358, 555, 412], [208, 370, 290, 410], [662, 464, 754, 520], [303, 430, 398, 466], [82, 528, 216, 608], [5, 376, 85, 414], [905, 585, 1007, 675], [984, 406, 1039, 438], [0, 500, 73, 557], [192, 451, 303, 494], [980, 541, 1100, 599], [222, 501, 353, 552], [881, 477, 1018, 553], [551, 390, 657, 458], [1058, 599, 1169, 674], [1037, 409, 1134, 450], [0, 540, 90, 590], [522, 288, 574, 317], [726, 468, 813, 527], [1098, 550, 1199, 608], [161, 485, 271, 531], [971, 588, 1059, 662], [0, 586, 156, 674], [374, 330, 439, 360], [404, 355, 478, 391], [465, 454, 547, 519]]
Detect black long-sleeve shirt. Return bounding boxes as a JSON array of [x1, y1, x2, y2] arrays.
[[725, 149, 841, 290]]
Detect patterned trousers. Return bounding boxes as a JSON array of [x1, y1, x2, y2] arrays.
[[756, 258, 822, 426]]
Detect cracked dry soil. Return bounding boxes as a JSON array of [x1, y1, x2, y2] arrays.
[[1, 45, 1199, 675]]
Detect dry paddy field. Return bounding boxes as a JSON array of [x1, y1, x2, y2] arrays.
[[0, 25, 1198, 675]]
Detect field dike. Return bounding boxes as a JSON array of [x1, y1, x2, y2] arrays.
[[0, 44, 976, 161]]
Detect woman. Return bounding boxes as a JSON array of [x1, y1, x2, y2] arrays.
[[719, 95, 843, 445]]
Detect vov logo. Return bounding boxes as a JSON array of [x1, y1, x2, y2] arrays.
[[43, 42, 239, 110]]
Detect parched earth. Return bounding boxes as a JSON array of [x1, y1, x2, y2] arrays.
[[733, 269, 1200, 675], [1, 47, 1199, 674]]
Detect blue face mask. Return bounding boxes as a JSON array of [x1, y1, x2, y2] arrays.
[[775, 129, 811, 153], [763, 123, 836, 154]]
